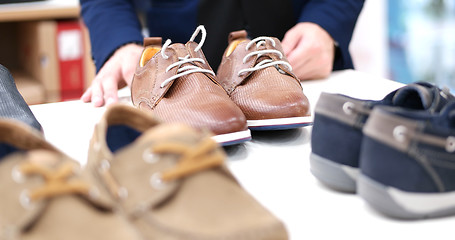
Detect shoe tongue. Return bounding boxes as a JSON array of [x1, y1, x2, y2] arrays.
[[392, 84, 434, 110], [255, 43, 274, 64], [0, 143, 19, 159], [169, 43, 191, 58]]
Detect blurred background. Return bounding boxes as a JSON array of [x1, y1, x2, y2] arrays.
[[351, 0, 455, 92]]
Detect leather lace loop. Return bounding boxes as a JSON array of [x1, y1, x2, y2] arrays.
[[238, 36, 292, 76], [160, 25, 215, 88]]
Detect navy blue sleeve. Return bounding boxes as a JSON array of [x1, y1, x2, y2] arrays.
[[80, 0, 144, 72], [295, 0, 364, 70]]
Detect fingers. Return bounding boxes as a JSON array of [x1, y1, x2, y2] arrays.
[[90, 78, 105, 107], [284, 22, 335, 80], [281, 26, 301, 56], [84, 73, 120, 107], [293, 55, 332, 80], [81, 43, 142, 107], [121, 44, 143, 86], [290, 44, 333, 80], [286, 36, 312, 79], [80, 86, 92, 103], [102, 76, 119, 106]]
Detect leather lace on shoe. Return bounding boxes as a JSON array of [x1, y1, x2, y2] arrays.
[[237, 36, 292, 77], [152, 135, 224, 182], [97, 134, 225, 198], [15, 160, 90, 207], [160, 26, 215, 88]]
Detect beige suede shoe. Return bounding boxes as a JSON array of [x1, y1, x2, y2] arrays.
[[217, 30, 312, 130], [0, 120, 143, 240], [131, 25, 250, 146], [86, 104, 289, 240]]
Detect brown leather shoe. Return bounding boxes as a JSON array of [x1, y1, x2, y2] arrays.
[[86, 104, 289, 240], [131, 26, 250, 146], [217, 30, 312, 130], [0, 120, 143, 240]]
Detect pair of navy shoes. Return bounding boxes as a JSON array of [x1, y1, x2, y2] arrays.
[[311, 82, 455, 219]]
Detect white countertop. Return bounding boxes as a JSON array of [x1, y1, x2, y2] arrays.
[[30, 70, 452, 240]]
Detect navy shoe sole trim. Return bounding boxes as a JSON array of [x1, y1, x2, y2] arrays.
[[249, 122, 312, 131], [310, 153, 358, 193], [358, 174, 455, 220]]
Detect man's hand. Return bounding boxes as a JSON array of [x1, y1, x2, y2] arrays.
[[282, 22, 335, 80], [81, 43, 143, 107]]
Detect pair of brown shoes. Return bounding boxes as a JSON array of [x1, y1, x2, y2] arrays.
[[0, 104, 288, 240], [131, 26, 311, 146]]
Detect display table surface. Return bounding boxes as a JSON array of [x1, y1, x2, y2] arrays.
[[30, 70, 451, 240]]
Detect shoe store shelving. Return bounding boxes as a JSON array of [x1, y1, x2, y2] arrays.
[[0, 0, 94, 105]]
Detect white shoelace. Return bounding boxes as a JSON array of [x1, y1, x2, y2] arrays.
[[237, 36, 292, 77], [160, 25, 215, 88]]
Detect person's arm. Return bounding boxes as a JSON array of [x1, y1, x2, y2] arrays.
[[80, 0, 144, 106], [282, 0, 364, 80]]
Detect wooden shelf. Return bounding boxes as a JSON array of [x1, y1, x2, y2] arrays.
[[0, 0, 80, 22], [0, 0, 94, 103]]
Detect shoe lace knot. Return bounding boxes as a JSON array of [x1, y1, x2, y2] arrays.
[[160, 25, 215, 88], [238, 36, 292, 77]]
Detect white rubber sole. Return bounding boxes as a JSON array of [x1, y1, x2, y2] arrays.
[[247, 116, 313, 130], [211, 129, 251, 146], [358, 174, 455, 219], [310, 153, 359, 193]]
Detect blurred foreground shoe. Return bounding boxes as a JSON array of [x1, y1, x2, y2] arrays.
[[358, 102, 455, 219], [0, 120, 142, 240], [310, 82, 454, 192], [217, 30, 311, 130], [131, 26, 250, 146], [86, 104, 289, 240]]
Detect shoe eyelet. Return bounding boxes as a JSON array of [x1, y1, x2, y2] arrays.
[[19, 190, 35, 210], [441, 86, 450, 99], [150, 172, 166, 190], [143, 148, 158, 164], [393, 125, 407, 143], [11, 165, 25, 184], [117, 187, 129, 199], [93, 141, 101, 151], [135, 202, 149, 213], [89, 187, 100, 199], [342, 102, 355, 115], [1, 225, 16, 240], [99, 159, 111, 172], [446, 136, 455, 153], [275, 65, 286, 74]]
